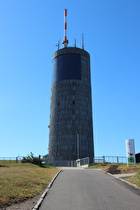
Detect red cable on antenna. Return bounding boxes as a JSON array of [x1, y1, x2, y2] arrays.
[[62, 9, 69, 47]]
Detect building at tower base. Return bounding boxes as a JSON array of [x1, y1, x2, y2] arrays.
[[48, 47, 94, 166]]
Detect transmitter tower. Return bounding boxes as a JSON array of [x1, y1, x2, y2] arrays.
[[48, 9, 94, 165]]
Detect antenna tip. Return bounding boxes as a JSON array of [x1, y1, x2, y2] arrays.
[[62, 9, 68, 47]]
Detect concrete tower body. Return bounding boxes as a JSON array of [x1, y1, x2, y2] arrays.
[[49, 47, 94, 165]]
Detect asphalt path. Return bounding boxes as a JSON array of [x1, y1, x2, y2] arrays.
[[39, 168, 140, 210]]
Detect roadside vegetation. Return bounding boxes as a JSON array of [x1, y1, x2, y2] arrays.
[[0, 162, 60, 208], [124, 170, 140, 187], [88, 163, 103, 169], [21, 152, 43, 167], [88, 163, 140, 188], [102, 163, 140, 174], [88, 163, 140, 173]]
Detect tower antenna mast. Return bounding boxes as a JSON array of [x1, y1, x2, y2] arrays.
[[62, 9, 69, 47]]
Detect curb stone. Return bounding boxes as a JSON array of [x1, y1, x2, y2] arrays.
[[106, 171, 140, 190], [32, 170, 62, 210]]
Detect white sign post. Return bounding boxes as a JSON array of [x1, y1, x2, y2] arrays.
[[126, 139, 136, 167]]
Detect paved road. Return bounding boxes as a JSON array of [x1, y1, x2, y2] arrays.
[[39, 168, 140, 210]]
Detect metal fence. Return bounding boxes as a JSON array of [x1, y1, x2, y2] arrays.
[[0, 157, 19, 164], [80, 157, 89, 166], [0, 155, 44, 164], [0, 155, 127, 166], [76, 157, 89, 167], [94, 156, 127, 164]]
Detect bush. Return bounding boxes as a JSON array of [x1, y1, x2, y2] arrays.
[[21, 152, 43, 167]]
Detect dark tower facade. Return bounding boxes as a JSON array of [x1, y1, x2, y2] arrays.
[[49, 47, 94, 164]]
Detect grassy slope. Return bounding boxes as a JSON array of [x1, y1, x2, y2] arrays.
[[0, 163, 60, 207], [103, 163, 140, 174], [125, 171, 140, 187]]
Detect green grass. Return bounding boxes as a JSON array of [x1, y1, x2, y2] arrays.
[[0, 163, 60, 208], [124, 170, 140, 187], [0, 160, 17, 164], [87, 163, 104, 169]]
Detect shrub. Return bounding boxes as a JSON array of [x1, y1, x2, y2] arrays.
[[21, 152, 43, 167]]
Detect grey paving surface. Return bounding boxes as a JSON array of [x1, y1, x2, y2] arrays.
[[39, 169, 140, 210], [112, 173, 136, 179]]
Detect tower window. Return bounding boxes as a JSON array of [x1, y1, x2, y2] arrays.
[[73, 101, 75, 105], [57, 131, 59, 136], [57, 141, 59, 146], [73, 152, 75, 156], [58, 92, 60, 96], [57, 121, 59, 126], [72, 120, 75, 125], [73, 91, 75, 95], [72, 130, 75, 135], [73, 110, 75, 115], [58, 102, 60, 106], [58, 83, 61, 87], [56, 152, 59, 157], [72, 81, 75, 86], [57, 111, 60, 115]]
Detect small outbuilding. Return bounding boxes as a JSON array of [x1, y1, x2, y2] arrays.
[[135, 153, 140, 163]]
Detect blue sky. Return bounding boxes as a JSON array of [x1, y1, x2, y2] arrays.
[[0, 0, 140, 158]]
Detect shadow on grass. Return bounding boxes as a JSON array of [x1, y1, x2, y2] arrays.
[[0, 164, 9, 167]]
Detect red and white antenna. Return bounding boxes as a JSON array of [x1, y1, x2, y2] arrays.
[[62, 9, 69, 47]]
